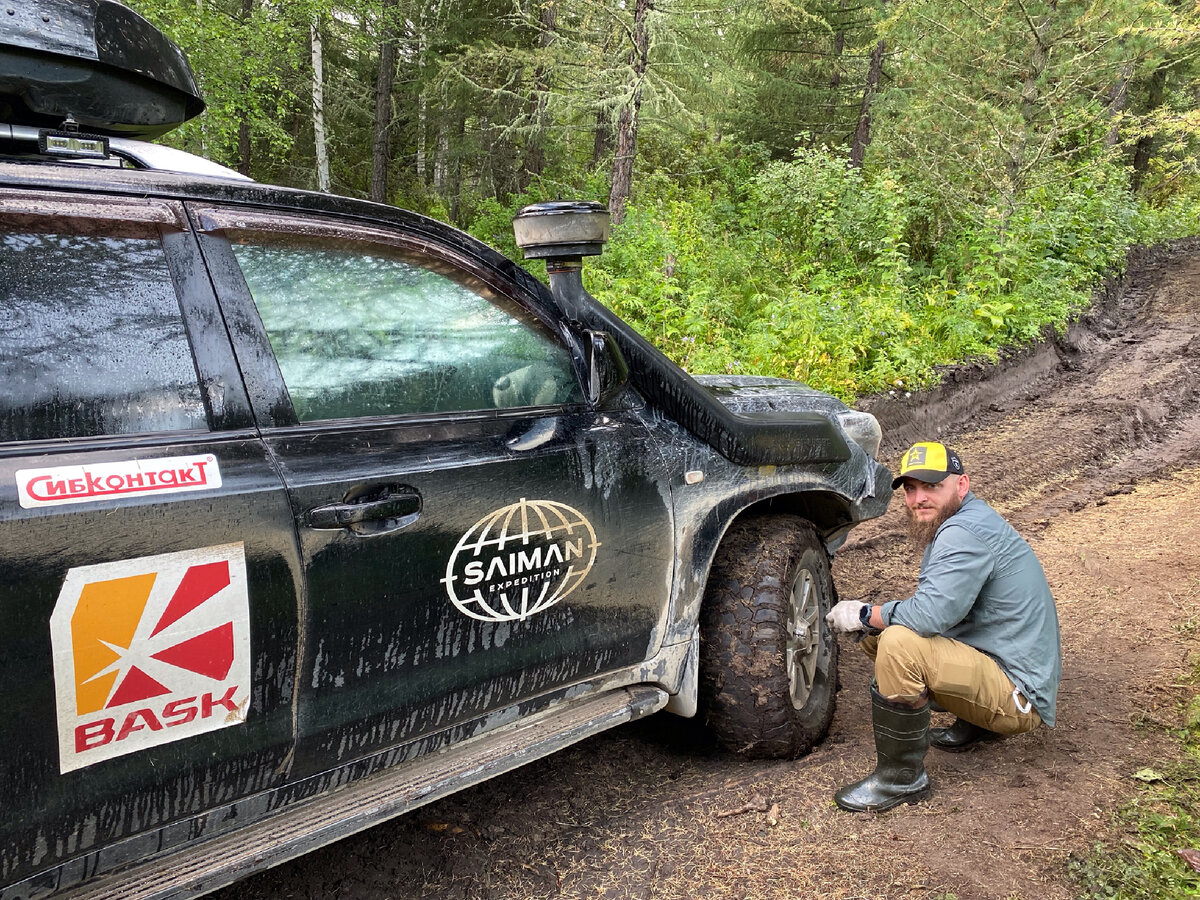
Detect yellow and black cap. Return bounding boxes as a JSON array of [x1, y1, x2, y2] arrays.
[[892, 441, 965, 489]]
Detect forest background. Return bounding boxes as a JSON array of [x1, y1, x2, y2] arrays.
[[130, 0, 1200, 400]]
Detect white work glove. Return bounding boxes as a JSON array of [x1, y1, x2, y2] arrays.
[[826, 599, 866, 633]]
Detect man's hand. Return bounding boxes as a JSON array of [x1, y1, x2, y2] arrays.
[[826, 600, 866, 633]]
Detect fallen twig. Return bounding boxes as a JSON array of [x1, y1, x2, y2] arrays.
[[715, 791, 770, 818]]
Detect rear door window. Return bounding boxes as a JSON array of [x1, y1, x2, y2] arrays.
[[0, 216, 207, 442]]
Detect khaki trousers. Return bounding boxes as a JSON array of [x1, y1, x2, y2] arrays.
[[860, 626, 1041, 735]]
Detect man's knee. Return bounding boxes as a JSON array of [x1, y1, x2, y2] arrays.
[[876, 624, 924, 662], [860, 625, 924, 665], [873, 626, 933, 702]]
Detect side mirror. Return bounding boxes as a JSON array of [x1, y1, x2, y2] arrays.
[[586, 330, 629, 407]]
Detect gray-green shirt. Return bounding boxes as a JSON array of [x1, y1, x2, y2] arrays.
[[880, 491, 1061, 726]]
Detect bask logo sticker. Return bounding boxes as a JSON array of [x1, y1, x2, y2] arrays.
[[49, 543, 251, 773]]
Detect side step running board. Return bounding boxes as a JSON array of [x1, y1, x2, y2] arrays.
[[62, 685, 668, 900]]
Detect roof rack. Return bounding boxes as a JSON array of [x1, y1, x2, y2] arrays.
[[0, 123, 250, 180]]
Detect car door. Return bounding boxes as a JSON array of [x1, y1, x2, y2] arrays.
[[0, 192, 301, 890], [190, 205, 676, 774]]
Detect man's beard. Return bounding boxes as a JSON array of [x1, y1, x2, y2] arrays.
[[906, 495, 962, 548]]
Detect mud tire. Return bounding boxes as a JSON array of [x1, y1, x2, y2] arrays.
[[699, 516, 838, 759]]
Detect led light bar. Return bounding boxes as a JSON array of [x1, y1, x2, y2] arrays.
[[38, 130, 110, 160]]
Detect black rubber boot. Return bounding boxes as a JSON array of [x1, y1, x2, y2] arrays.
[[834, 684, 931, 812], [929, 717, 1002, 752]]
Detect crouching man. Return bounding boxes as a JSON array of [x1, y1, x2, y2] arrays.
[[826, 441, 1062, 812]]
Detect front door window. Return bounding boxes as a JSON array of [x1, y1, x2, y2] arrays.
[[228, 233, 582, 421]]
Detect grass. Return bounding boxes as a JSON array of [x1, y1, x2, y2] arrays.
[[1070, 657, 1200, 899]]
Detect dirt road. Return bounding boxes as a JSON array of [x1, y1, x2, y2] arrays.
[[222, 241, 1200, 900]]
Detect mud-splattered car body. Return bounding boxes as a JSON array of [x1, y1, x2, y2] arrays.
[[0, 4, 891, 898]]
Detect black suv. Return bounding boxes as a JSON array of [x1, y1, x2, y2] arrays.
[[0, 4, 890, 898]]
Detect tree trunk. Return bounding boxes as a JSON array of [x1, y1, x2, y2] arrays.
[[417, 91, 427, 183], [1007, 4, 1056, 200], [830, 29, 844, 92], [236, 120, 252, 177], [311, 16, 330, 193], [448, 115, 466, 223], [1131, 63, 1167, 192], [849, 34, 884, 168], [433, 88, 450, 197], [410, 16, 428, 184], [477, 114, 497, 199], [1105, 59, 1134, 148], [371, 0, 398, 203], [830, 0, 847, 133], [608, 0, 651, 225], [592, 108, 612, 168], [237, 0, 254, 176], [521, 0, 558, 191]]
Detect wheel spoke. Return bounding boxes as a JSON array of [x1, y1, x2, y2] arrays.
[[787, 568, 821, 708]]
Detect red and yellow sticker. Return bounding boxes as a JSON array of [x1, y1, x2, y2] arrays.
[[49, 543, 251, 773]]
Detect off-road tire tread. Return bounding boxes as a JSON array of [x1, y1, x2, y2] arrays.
[[699, 515, 838, 759]]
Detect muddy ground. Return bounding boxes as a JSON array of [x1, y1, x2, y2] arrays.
[[221, 241, 1200, 900]]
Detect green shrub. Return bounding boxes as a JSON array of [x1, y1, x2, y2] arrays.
[[460, 145, 1197, 402]]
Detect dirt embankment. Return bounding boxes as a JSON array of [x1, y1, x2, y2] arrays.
[[222, 240, 1200, 900]]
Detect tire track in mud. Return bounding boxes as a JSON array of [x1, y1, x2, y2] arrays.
[[849, 241, 1200, 554]]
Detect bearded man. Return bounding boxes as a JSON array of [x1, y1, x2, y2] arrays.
[[825, 441, 1061, 812]]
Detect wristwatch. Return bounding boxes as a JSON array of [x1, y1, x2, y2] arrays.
[[858, 603, 881, 633]]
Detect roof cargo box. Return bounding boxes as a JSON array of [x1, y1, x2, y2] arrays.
[[0, 0, 203, 139]]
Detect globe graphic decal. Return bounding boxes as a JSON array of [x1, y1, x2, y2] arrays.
[[442, 498, 601, 622]]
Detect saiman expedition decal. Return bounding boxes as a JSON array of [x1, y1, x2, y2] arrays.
[[17, 454, 221, 509], [49, 543, 251, 773], [442, 498, 600, 623]]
